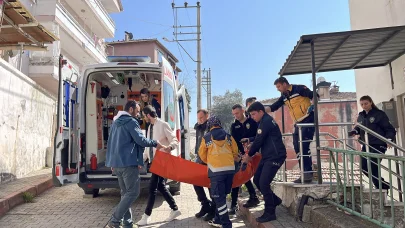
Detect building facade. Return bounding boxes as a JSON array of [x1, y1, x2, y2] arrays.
[[16, 0, 123, 95], [106, 37, 182, 81], [349, 0, 405, 147]]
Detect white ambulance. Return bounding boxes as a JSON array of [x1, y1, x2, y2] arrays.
[[53, 55, 190, 197]]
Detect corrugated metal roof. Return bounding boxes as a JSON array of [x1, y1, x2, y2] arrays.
[[279, 25, 405, 76]]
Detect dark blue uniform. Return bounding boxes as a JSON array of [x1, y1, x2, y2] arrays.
[[247, 113, 286, 221], [351, 108, 396, 190], [229, 117, 259, 210]]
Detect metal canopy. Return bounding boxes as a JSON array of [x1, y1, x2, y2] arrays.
[[0, 0, 58, 49], [279, 25, 405, 76]]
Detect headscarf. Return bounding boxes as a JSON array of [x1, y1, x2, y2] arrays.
[[207, 115, 222, 130]]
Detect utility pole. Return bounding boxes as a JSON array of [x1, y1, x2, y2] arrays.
[[201, 68, 212, 111], [196, 2, 201, 111], [171, 2, 202, 110]]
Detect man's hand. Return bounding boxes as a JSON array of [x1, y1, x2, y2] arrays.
[[348, 130, 357, 137], [156, 141, 164, 150], [242, 154, 252, 164], [234, 153, 242, 162], [241, 138, 249, 144], [162, 146, 172, 153]]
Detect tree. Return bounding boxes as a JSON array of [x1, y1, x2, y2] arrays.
[[211, 89, 243, 132]]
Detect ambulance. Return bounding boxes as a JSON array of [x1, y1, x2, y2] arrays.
[[53, 55, 190, 197]]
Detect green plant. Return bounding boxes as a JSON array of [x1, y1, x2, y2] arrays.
[[22, 192, 34, 203]]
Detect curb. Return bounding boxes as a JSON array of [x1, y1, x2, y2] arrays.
[[0, 177, 53, 218], [238, 200, 275, 228]]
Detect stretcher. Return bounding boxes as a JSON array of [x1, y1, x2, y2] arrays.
[[150, 151, 262, 188]]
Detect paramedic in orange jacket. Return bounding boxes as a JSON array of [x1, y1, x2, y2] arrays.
[[269, 77, 317, 183], [198, 116, 239, 228]]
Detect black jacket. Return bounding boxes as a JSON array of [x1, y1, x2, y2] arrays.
[[353, 108, 396, 146], [230, 117, 257, 154], [248, 113, 286, 160], [194, 121, 208, 154]]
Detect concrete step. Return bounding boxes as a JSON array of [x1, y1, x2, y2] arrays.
[[309, 205, 382, 228]]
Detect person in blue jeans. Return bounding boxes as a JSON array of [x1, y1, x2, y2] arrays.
[[198, 116, 239, 228], [105, 101, 163, 228]]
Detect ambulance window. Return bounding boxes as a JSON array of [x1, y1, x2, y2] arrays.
[[163, 81, 175, 129]]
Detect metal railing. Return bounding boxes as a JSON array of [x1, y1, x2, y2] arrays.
[[276, 121, 405, 227], [323, 147, 405, 228]]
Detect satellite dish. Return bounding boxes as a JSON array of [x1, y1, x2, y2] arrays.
[[317, 76, 326, 84]]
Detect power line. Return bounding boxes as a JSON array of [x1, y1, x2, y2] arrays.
[[145, 27, 172, 39]]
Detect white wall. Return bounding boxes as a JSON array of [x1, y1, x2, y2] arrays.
[[0, 58, 56, 184], [349, 0, 405, 199], [349, 0, 405, 141]]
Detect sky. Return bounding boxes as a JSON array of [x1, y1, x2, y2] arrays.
[[109, 0, 356, 124]]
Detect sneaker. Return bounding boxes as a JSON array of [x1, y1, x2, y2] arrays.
[[256, 212, 276, 223], [243, 196, 260, 208], [165, 210, 181, 222], [228, 205, 238, 215], [137, 214, 150, 226], [208, 220, 222, 227]]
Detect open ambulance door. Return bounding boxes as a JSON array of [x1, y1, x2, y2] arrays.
[[53, 55, 81, 187], [177, 85, 190, 160]]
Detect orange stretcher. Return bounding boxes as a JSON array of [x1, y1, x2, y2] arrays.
[[150, 151, 262, 188]]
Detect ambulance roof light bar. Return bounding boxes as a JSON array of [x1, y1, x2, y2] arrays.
[[107, 56, 151, 63]]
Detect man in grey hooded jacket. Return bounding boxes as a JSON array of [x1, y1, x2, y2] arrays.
[[106, 101, 163, 228]]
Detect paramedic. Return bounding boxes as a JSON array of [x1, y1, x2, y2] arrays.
[[198, 116, 239, 228], [138, 105, 181, 225], [229, 104, 259, 215], [106, 101, 163, 228], [269, 77, 317, 183], [242, 102, 286, 223], [193, 109, 216, 221], [349, 95, 396, 190]]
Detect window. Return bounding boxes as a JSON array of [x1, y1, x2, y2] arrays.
[[163, 81, 175, 129], [178, 97, 185, 130], [157, 49, 165, 63]]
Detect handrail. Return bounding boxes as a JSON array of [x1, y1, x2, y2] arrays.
[[355, 123, 405, 153]]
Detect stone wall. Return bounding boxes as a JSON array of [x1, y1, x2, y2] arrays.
[[0, 58, 56, 184]]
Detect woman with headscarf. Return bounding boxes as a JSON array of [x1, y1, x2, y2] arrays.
[[198, 116, 239, 228]]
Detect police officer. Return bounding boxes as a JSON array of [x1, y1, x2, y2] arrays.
[[193, 109, 215, 221], [228, 104, 259, 215], [349, 95, 396, 190], [242, 102, 286, 223], [269, 77, 317, 183], [245, 97, 256, 117]]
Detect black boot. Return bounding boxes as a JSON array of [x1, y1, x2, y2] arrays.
[[256, 207, 276, 223], [195, 202, 211, 218], [203, 205, 216, 221], [243, 196, 260, 208]]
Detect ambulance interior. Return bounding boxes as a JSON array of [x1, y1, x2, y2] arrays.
[[85, 70, 163, 175]]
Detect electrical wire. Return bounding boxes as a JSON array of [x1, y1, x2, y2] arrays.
[[145, 27, 172, 39]]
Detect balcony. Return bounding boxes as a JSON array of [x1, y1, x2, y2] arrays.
[[63, 0, 115, 38], [100, 0, 123, 13], [56, 3, 107, 64]]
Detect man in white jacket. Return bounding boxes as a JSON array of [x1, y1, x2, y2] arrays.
[[138, 105, 181, 226]]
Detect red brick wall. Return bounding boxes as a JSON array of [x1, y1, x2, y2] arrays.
[[268, 101, 360, 170]]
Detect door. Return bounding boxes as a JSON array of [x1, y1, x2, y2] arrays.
[[177, 85, 190, 160], [53, 56, 81, 186]]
